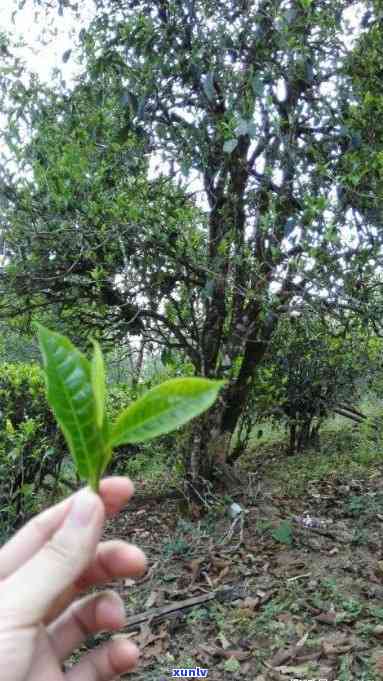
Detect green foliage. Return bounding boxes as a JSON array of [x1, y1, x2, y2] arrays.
[[0, 362, 66, 541], [36, 324, 224, 492], [111, 377, 224, 446], [340, 20, 383, 226], [252, 416, 383, 499], [107, 382, 198, 482], [251, 315, 381, 453], [0, 322, 39, 364]]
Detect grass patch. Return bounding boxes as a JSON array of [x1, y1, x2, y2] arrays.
[[243, 415, 383, 497]]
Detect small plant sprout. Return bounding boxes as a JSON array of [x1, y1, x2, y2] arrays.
[[35, 324, 225, 493]]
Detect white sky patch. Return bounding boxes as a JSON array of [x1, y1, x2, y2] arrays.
[[0, 2, 94, 86]]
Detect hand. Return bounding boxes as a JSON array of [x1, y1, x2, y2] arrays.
[[0, 477, 146, 680]]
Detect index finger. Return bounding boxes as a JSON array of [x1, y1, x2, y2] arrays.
[[0, 476, 134, 579]]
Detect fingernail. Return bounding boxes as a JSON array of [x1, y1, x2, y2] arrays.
[[67, 490, 98, 528]]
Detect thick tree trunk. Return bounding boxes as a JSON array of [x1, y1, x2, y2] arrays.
[[181, 402, 239, 507], [183, 404, 231, 482], [183, 310, 281, 495]]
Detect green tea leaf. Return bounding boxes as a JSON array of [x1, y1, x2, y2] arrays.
[[35, 323, 104, 489], [91, 338, 106, 428], [110, 377, 224, 446]]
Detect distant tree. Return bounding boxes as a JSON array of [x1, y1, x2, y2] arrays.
[[244, 313, 382, 456]]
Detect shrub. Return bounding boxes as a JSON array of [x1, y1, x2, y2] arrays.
[[240, 315, 382, 456], [0, 362, 67, 540]]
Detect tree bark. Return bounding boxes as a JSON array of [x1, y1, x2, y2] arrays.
[[182, 310, 280, 491]]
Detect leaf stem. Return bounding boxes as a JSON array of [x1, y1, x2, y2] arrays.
[[90, 476, 100, 494]]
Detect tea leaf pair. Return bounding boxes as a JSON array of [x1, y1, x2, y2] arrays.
[[35, 324, 224, 492]]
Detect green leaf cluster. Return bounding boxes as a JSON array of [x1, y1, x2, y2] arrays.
[[35, 324, 224, 492], [0, 362, 64, 539]]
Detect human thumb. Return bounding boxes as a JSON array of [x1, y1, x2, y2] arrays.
[[0, 489, 104, 626]]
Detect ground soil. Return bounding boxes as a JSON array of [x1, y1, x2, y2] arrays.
[[64, 454, 383, 680]]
